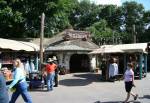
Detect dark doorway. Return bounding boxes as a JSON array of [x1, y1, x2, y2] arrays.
[[70, 54, 90, 73]]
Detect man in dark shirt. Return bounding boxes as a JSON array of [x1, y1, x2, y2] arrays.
[[0, 72, 9, 103], [52, 56, 59, 87], [100, 60, 107, 80]]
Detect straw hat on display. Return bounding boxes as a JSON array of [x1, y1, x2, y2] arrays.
[[113, 58, 117, 63], [47, 58, 54, 63], [52, 56, 57, 61]]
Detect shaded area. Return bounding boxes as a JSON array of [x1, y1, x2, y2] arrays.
[[139, 95, 150, 99], [94, 101, 141, 103], [73, 73, 100, 82], [59, 78, 91, 86], [29, 89, 47, 92], [127, 101, 141, 103], [98, 101, 122, 103], [70, 54, 90, 73], [59, 73, 101, 86]]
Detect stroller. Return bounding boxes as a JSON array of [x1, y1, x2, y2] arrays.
[[29, 72, 44, 90]]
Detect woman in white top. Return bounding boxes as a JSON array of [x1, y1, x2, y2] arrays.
[[123, 63, 138, 103]]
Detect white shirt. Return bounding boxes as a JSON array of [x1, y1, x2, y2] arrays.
[[124, 68, 134, 82], [109, 63, 118, 77], [24, 61, 31, 73]]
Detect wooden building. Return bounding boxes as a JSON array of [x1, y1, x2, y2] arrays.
[[44, 29, 99, 73]]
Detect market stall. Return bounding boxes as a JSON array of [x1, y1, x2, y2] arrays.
[[0, 38, 39, 81], [90, 43, 148, 80]]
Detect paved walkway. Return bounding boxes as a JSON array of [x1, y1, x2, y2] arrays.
[[9, 72, 150, 103]]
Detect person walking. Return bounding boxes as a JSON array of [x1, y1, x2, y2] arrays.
[[52, 56, 59, 87], [45, 58, 57, 91], [0, 71, 9, 103], [123, 63, 138, 103], [8, 58, 32, 103]]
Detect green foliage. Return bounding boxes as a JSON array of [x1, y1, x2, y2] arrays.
[[0, 0, 150, 44], [87, 19, 116, 45], [122, 1, 144, 35], [99, 5, 122, 30], [0, 0, 77, 38], [143, 11, 150, 23], [0, 0, 25, 37], [69, 0, 101, 30]]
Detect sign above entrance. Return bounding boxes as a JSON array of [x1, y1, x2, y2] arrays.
[[63, 30, 90, 41]]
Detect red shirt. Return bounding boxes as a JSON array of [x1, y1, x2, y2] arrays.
[[46, 63, 57, 73]]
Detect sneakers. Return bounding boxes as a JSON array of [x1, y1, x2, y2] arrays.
[[134, 94, 138, 100]]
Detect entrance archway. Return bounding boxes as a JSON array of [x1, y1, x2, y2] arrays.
[[70, 54, 90, 73]]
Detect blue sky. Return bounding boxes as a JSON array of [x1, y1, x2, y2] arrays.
[[91, 0, 150, 11]]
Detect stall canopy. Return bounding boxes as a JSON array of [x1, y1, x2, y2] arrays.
[[0, 38, 39, 51], [116, 43, 148, 53], [89, 45, 123, 54], [90, 43, 148, 54]]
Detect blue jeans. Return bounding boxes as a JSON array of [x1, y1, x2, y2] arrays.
[[47, 72, 55, 91], [9, 81, 32, 103]]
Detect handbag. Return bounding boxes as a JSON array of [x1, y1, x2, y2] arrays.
[[11, 79, 23, 92]]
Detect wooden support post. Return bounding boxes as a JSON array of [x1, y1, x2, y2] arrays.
[[123, 54, 127, 72], [139, 53, 143, 80], [40, 13, 45, 71], [35, 53, 38, 70], [106, 54, 109, 81], [144, 54, 147, 75]]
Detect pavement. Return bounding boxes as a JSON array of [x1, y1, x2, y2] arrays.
[[9, 72, 150, 103]]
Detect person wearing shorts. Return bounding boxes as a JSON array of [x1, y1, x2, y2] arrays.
[[123, 63, 138, 103]]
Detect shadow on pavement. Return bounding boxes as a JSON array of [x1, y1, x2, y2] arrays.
[[59, 73, 102, 86], [94, 101, 101, 103], [128, 100, 141, 103], [139, 95, 150, 99], [59, 78, 91, 86], [73, 73, 101, 82], [94, 101, 122, 103], [29, 88, 47, 92], [94, 101, 141, 103]]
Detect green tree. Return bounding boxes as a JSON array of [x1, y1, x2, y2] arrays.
[[69, 0, 101, 30], [24, 0, 77, 37], [121, 1, 145, 43], [99, 5, 122, 31], [87, 19, 120, 45], [0, 0, 25, 38], [139, 10, 150, 42], [0, 0, 78, 38]]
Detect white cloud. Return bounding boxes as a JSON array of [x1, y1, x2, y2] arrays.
[[91, 0, 121, 6]]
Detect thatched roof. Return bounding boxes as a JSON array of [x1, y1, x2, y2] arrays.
[[30, 29, 99, 51], [46, 39, 99, 51]]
